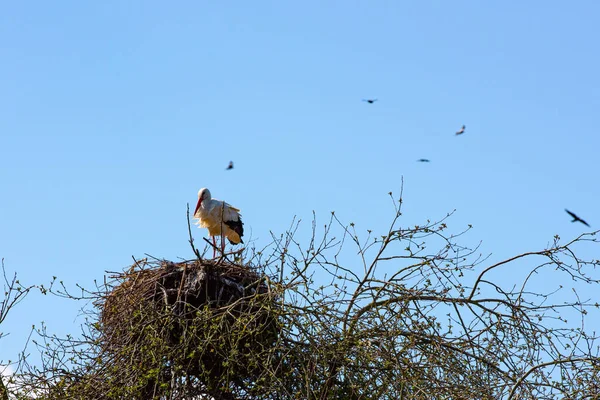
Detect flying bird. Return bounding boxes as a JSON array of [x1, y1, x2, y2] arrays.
[[362, 99, 378, 104], [194, 188, 244, 257], [565, 209, 590, 227], [455, 125, 466, 135], [226, 161, 234, 170], [417, 159, 430, 163]]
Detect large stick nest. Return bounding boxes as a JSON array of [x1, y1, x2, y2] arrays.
[[98, 258, 281, 390]]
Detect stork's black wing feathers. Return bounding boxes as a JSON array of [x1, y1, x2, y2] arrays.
[[224, 217, 244, 244]]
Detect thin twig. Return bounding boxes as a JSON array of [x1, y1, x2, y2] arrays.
[[187, 203, 202, 260]]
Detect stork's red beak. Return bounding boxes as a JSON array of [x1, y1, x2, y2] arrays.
[[194, 198, 202, 215]]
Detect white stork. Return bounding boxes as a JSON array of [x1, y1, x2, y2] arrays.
[[194, 188, 244, 257]]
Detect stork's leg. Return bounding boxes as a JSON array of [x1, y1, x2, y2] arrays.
[[212, 236, 217, 258], [221, 233, 226, 255]]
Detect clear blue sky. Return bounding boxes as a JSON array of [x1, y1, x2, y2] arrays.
[[1, 2, 599, 366]]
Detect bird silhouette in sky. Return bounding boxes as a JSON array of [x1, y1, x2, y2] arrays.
[[226, 161, 234, 170], [565, 209, 590, 227], [417, 159, 430, 163], [455, 125, 466, 135], [362, 99, 378, 104]]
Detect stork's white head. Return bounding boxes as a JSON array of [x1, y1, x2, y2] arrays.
[[195, 188, 211, 215]]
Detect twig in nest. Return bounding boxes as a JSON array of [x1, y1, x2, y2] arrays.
[[177, 263, 188, 303], [187, 203, 202, 260], [203, 237, 219, 254]]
